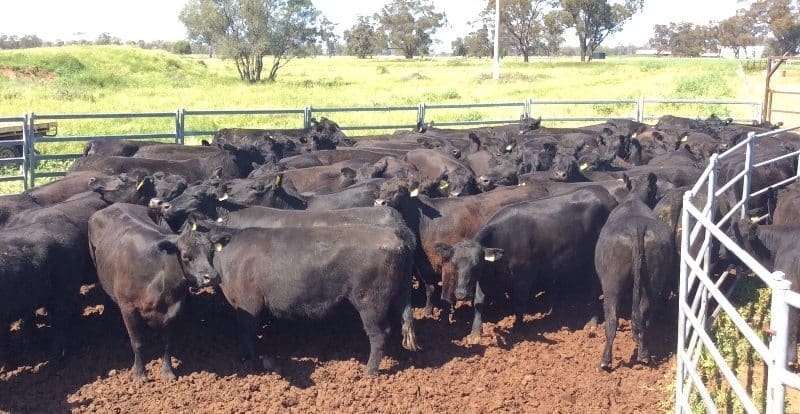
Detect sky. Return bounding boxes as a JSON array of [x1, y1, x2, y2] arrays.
[[0, 0, 748, 52]]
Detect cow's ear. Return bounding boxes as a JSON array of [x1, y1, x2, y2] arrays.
[[483, 248, 503, 262], [647, 172, 658, 188], [603, 127, 614, 136], [340, 167, 356, 180], [680, 132, 689, 142], [201, 139, 211, 146], [622, 173, 632, 190], [210, 232, 232, 251], [274, 173, 283, 188], [371, 158, 389, 178], [434, 242, 454, 261], [653, 131, 664, 141], [156, 237, 179, 254]]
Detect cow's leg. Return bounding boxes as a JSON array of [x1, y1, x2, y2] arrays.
[[359, 310, 389, 376], [395, 281, 420, 352], [511, 277, 534, 332], [467, 282, 486, 343], [120, 307, 147, 380], [161, 326, 176, 380], [234, 309, 265, 372], [601, 293, 619, 371], [424, 283, 436, 318]]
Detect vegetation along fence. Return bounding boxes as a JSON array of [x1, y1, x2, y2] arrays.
[[677, 123, 800, 413], [0, 97, 762, 192]]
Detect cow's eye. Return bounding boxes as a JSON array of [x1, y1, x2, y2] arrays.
[[181, 254, 190, 262]]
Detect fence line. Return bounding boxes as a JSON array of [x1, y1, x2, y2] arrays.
[[677, 123, 800, 413], [0, 97, 763, 191]]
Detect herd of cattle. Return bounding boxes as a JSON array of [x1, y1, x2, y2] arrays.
[[1, 114, 799, 381]]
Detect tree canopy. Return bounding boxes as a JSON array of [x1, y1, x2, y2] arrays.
[[344, 16, 386, 58], [557, 0, 643, 61], [179, 0, 318, 83], [375, 0, 447, 58]]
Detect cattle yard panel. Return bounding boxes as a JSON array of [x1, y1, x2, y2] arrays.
[[27, 112, 178, 188], [181, 108, 308, 144], [307, 105, 420, 136], [677, 123, 800, 414], [0, 97, 767, 194], [0, 115, 29, 192]]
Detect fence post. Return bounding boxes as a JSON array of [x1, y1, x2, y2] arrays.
[[303, 106, 312, 129], [417, 103, 426, 127], [699, 154, 718, 331], [174, 109, 182, 145], [27, 112, 36, 189], [523, 98, 532, 119], [766, 271, 790, 414], [21, 113, 29, 191], [636, 97, 645, 122], [741, 132, 756, 219], [675, 192, 692, 413]]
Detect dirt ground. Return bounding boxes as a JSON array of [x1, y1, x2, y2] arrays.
[[0, 284, 676, 413]]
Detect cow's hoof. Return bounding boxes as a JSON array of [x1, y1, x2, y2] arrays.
[[161, 369, 177, 381], [600, 362, 612, 372], [637, 356, 651, 366], [584, 316, 599, 329], [364, 367, 380, 377], [464, 334, 482, 345], [131, 370, 147, 381], [260, 355, 278, 372]]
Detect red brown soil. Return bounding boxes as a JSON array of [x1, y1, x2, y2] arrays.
[[0, 67, 56, 82], [1, 284, 676, 413]]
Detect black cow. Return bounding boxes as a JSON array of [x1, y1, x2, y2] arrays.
[[88, 204, 220, 380], [434, 186, 617, 339], [594, 173, 674, 371], [183, 222, 419, 375], [374, 177, 551, 318], [733, 218, 800, 367]]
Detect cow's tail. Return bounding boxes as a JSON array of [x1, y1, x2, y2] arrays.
[[631, 225, 646, 333]]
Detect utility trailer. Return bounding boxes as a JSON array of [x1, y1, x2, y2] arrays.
[[0, 121, 56, 158]]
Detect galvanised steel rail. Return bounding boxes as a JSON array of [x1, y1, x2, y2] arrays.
[[0, 97, 764, 191], [677, 123, 800, 414], [0, 115, 29, 190]]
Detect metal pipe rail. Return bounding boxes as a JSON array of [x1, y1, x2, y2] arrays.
[[677, 120, 800, 414], [0, 97, 769, 193]]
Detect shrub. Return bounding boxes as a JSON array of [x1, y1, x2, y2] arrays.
[[172, 40, 192, 55]]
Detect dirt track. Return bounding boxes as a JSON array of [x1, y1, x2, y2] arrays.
[[1, 284, 676, 413]]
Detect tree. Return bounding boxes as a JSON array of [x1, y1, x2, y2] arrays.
[[485, 0, 549, 62], [452, 37, 468, 56], [179, 0, 319, 83], [179, 0, 226, 57], [318, 17, 338, 57], [173, 40, 193, 54], [649, 24, 671, 55], [464, 24, 492, 57], [542, 10, 568, 55], [344, 16, 385, 58], [744, 0, 800, 55], [717, 12, 758, 58], [557, 0, 643, 61], [375, 0, 447, 58]]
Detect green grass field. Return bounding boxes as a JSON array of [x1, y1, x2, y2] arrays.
[[0, 45, 797, 193]]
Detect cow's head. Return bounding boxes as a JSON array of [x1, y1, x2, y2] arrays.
[[375, 176, 418, 209], [435, 240, 503, 303], [171, 219, 226, 287], [550, 154, 582, 182], [245, 174, 308, 210], [623, 172, 659, 208], [429, 169, 479, 198], [417, 137, 462, 159], [88, 172, 157, 205]]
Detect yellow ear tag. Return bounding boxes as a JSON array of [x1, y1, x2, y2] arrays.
[[438, 181, 450, 190], [274, 175, 282, 186], [409, 188, 420, 197], [215, 243, 223, 252], [631, 132, 638, 138], [484, 251, 498, 262], [191, 222, 197, 231], [750, 216, 760, 223], [681, 134, 689, 142], [136, 180, 144, 190], [505, 144, 513, 151], [218, 193, 229, 201], [579, 162, 590, 171]]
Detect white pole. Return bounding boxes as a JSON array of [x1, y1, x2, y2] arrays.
[[493, 0, 500, 80]]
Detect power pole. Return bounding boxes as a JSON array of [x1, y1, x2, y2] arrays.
[[493, 0, 500, 80]]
